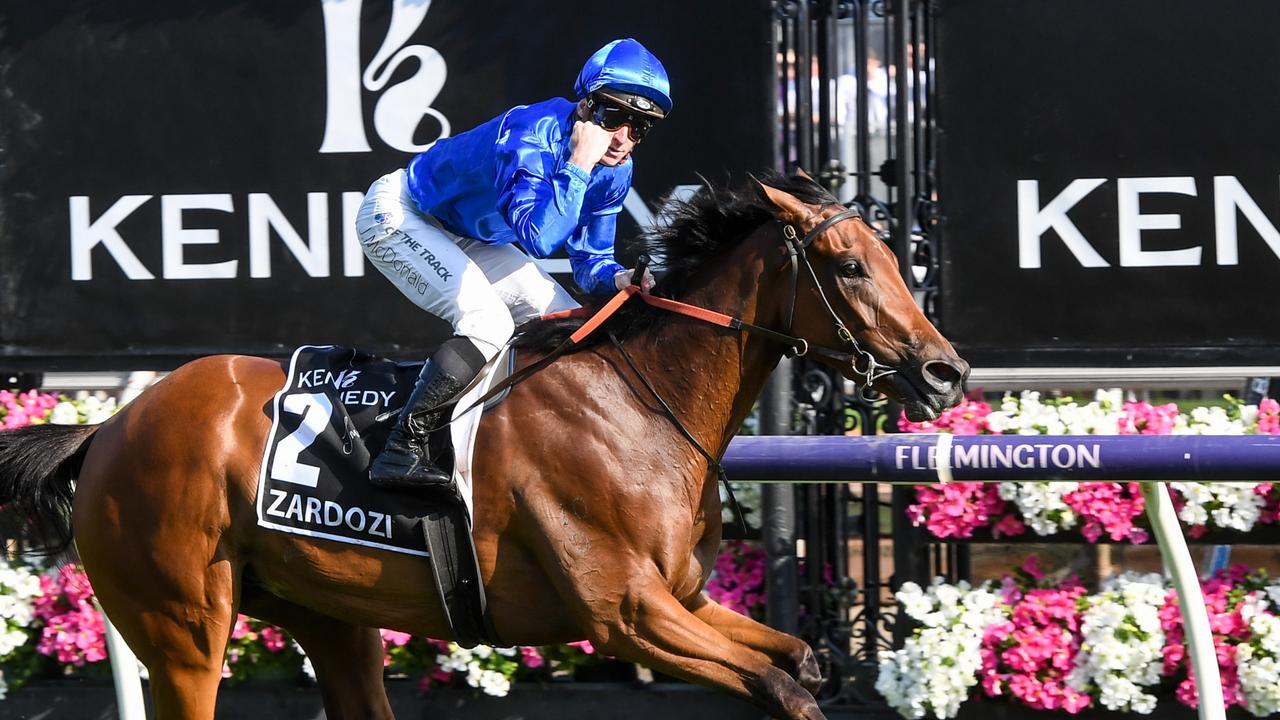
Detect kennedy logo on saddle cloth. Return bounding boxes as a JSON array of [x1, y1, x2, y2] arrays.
[[256, 345, 430, 555], [254, 344, 505, 556]]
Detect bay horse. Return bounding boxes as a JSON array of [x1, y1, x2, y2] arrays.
[[0, 173, 967, 720]]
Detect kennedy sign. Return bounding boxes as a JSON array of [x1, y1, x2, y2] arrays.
[[0, 1, 772, 369], [934, 0, 1280, 367]]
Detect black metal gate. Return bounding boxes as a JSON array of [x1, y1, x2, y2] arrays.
[[762, 1, 959, 714]]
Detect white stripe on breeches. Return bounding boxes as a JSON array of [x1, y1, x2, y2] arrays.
[[355, 170, 580, 361]]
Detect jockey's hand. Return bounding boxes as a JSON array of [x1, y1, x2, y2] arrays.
[[570, 120, 614, 172], [615, 266, 655, 293]]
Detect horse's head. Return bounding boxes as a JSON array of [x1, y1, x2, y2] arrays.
[[757, 179, 969, 421]]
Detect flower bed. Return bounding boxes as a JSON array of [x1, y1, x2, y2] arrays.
[[0, 551, 761, 699], [901, 392, 1280, 542], [0, 390, 117, 429], [876, 559, 1280, 719]]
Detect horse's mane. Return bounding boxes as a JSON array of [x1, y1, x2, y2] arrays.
[[513, 171, 838, 351]]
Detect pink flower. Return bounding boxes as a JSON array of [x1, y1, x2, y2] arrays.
[[567, 640, 595, 655], [980, 579, 1087, 712], [0, 389, 59, 429], [33, 564, 108, 667], [706, 541, 767, 616], [1063, 482, 1146, 544], [1158, 565, 1271, 710], [380, 629, 413, 647], [992, 513, 1026, 538], [899, 399, 994, 434], [1117, 401, 1180, 435], [908, 482, 1008, 539], [1257, 398, 1280, 435], [520, 646, 545, 669], [259, 626, 287, 652], [231, 615, 255, 640]]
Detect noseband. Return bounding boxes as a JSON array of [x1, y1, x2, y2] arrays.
[[778, 207, 898, 389]]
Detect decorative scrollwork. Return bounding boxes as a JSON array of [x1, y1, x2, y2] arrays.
[[773, 0, 802, 20], [850, 194, 894, 242]]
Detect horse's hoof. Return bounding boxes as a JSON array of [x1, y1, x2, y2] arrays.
[[796, 645, 824, 697]]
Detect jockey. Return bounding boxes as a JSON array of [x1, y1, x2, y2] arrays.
[[356, 38, 670, 489]]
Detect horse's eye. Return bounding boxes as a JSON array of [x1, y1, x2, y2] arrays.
[[839, 260, 862, 278]]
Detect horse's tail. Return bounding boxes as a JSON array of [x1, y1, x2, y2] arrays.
[[0, 423, 98, 555]]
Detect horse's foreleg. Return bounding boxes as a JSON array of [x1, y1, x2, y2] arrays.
[[241, 592, 393, 720], [689, 594, 824, 696], [594, 580, 825, 720]]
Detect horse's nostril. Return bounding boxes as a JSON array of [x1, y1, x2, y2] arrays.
[[922, 359, 967, 392]]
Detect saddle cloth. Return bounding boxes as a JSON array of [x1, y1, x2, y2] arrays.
[[254, 344, 510, 556]]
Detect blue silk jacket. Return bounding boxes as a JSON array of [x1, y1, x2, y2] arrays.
[[405, 98, 631, 295]]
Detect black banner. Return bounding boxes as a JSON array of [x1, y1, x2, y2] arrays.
[[0, 1, 773, 369], [934, 0, 1280, 367]]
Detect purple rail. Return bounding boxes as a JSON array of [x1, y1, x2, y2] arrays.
[[720, 434, 1280, 483]]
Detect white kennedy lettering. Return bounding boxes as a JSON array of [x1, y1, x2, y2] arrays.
[[248, 193, 330, 278], [1213, 175, 1280, 265], [342, 191, 366, 276], [1017, 179, 1109, 269], [1117, 177, 1200, 267], [161, 194, 237, 280], [69, 195, 156, 280]]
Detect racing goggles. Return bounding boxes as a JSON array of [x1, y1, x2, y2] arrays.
[[586, 94, 659, 142]]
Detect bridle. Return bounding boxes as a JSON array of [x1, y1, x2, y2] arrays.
[[524, 205, 900, 392], [775, 206, 898, 389], [404, 202, 901, 536], [426, 202, 902, 426]]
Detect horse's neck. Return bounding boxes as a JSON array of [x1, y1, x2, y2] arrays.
[[624, 225, 786, 458]]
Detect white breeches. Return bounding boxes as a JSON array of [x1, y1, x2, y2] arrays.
[[355, 169, 579, 361]]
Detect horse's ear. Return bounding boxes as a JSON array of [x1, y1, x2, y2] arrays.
[[755, 179, 813, 224]]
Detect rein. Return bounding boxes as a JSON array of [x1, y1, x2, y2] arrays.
[[439, 209, 896, 536], [456, 209, 898, 424]]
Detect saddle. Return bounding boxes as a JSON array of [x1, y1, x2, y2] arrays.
[[254, 344, 513, 647]]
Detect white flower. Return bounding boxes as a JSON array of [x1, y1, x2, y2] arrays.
[[1068, 573, 1167, 713], [476, 668, 511, 697], [1095, 389, 1125, 411], [1237, 614, 1280, 717], [879, 580, 1006, 718], [1266, 585, 1280, 612], [1170, 482, 1265, 532], [437, 643, 477, 673], [0, 558, 40, 663], [47, 395, 119, 425], [48, 401, 82, 425], [998, 481, 1078, 536], [1182, 406, 1247, 435]]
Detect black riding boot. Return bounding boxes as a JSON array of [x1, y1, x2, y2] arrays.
[[369, 337, 487, 489]]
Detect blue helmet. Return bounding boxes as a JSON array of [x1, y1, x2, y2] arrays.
[[574, 39, 672, 115]]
